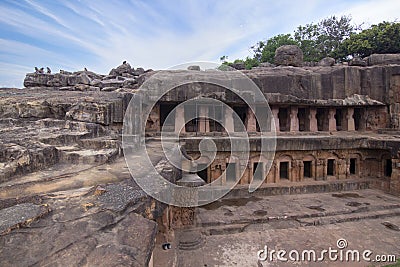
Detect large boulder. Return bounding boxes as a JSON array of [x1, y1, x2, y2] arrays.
[[318, 57, 335, 67], [274, 45, 303, 67]]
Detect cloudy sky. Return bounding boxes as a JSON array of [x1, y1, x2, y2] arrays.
[[0, 0, 399, 87]]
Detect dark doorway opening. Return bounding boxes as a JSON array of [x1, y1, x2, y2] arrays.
[[327, 159, 335, 176], [280, 162, 289, 179], [335, 109, 343, 131], [385, 159, 392, 177], [209, 105, 224, 132], [209, 119, 224, 132], [226, 163, 237, 182], [184, 104, 198, 132], [159, 103, 176, 130], [316, 108, 328, 131], [253, 162, 264, 181], [233, 106, 247, 132], [354, 108, 363, 131], [256, 106, 270, 132], [278, 108, 289, 132], [303, 161, 312, 178], [298, 108, 309, 132], [197, 164, 208, 183], [350, 158, 357, 175]]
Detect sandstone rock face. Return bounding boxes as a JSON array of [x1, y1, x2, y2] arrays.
[[318, 57, 335, 66], [367, 54, 400, 66], [274, 45, 303, 67]]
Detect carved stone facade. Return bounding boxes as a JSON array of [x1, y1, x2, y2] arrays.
[[142, 59, 400, 195]]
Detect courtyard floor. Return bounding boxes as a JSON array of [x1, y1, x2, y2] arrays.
[[154, 189, 400, 267]]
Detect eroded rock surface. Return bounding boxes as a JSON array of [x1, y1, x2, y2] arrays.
[[274, 45, 303, 67], [24, 61, 152, 92]]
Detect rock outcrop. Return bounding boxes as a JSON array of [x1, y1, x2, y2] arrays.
[[23, 61, 152, 92], [367, 54, 400, 66], [274, 45, 303, 67]]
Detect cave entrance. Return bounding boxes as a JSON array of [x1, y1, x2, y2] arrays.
[[303, 161, 312, 178], [350, 158, 357, 175], [253, 162, 264, 181], [335, 108, 343, 131], [279, 162, 289, 179], [197, 164, 209, 183], [159, 103, 176, 132], [233, 106, 247, 132], [226, 163, 237, 182], [278, 108, 289, 132], [384, 159, 392, 177], [327, 159, 335, 176], [298, 108, 309, 132]]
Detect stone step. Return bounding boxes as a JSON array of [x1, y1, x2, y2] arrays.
[[225, 179, 373, 199], [40, 132, 87, 145], [176, 230, 204, 250], [297, 208, 400, 226], [59, 148, 119, 165], [78, 137, 120, 150], [197, 206, 400, 236], [198, 203, 400, 228]]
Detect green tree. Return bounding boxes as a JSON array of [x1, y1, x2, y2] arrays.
[[339, 21, 400, 58], [294, 15, 357, 61]]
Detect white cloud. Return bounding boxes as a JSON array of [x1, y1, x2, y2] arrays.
[[340, 0, 400, 27]]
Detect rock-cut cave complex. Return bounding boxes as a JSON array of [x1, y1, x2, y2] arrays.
[[1, 46, 400, 266]]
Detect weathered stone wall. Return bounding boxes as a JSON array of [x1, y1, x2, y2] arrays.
[[187, 148, 390, 185]]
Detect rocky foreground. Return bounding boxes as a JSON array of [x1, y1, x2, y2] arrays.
[[0, 62, 176, 266]]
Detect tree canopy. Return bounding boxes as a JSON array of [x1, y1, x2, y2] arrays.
[[339, 21, 400, 58], [222, 16, 400, 68]]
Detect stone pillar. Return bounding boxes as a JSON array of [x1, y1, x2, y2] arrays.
[[274, 162, 280, 183], [220, 163, 227, 185], [299, 161, 304, 181], [315, 159, 324, 180], [240, 163, 251, 184], [266, 163, 276, 183], [224, 107, 234, 133], [246, 108, 257, 132], [290, 107, 299, 132], [271, 107, 280, 132], [338, 159, 346, 180], [174, 106, 186, 134], [309, 108, 318, 132], [347, 108, 355, 131], [322, 160, 327, 180], [328, 108, 337, 131], [198, 106, 209, 133]]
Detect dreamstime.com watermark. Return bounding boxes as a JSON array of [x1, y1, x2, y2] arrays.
[[257, 238, 397, 263]]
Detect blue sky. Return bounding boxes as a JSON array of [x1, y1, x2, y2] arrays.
[[0, 0, 399, 87]]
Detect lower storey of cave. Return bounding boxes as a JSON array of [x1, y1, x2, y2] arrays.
[[153, 188, 400, 267]]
